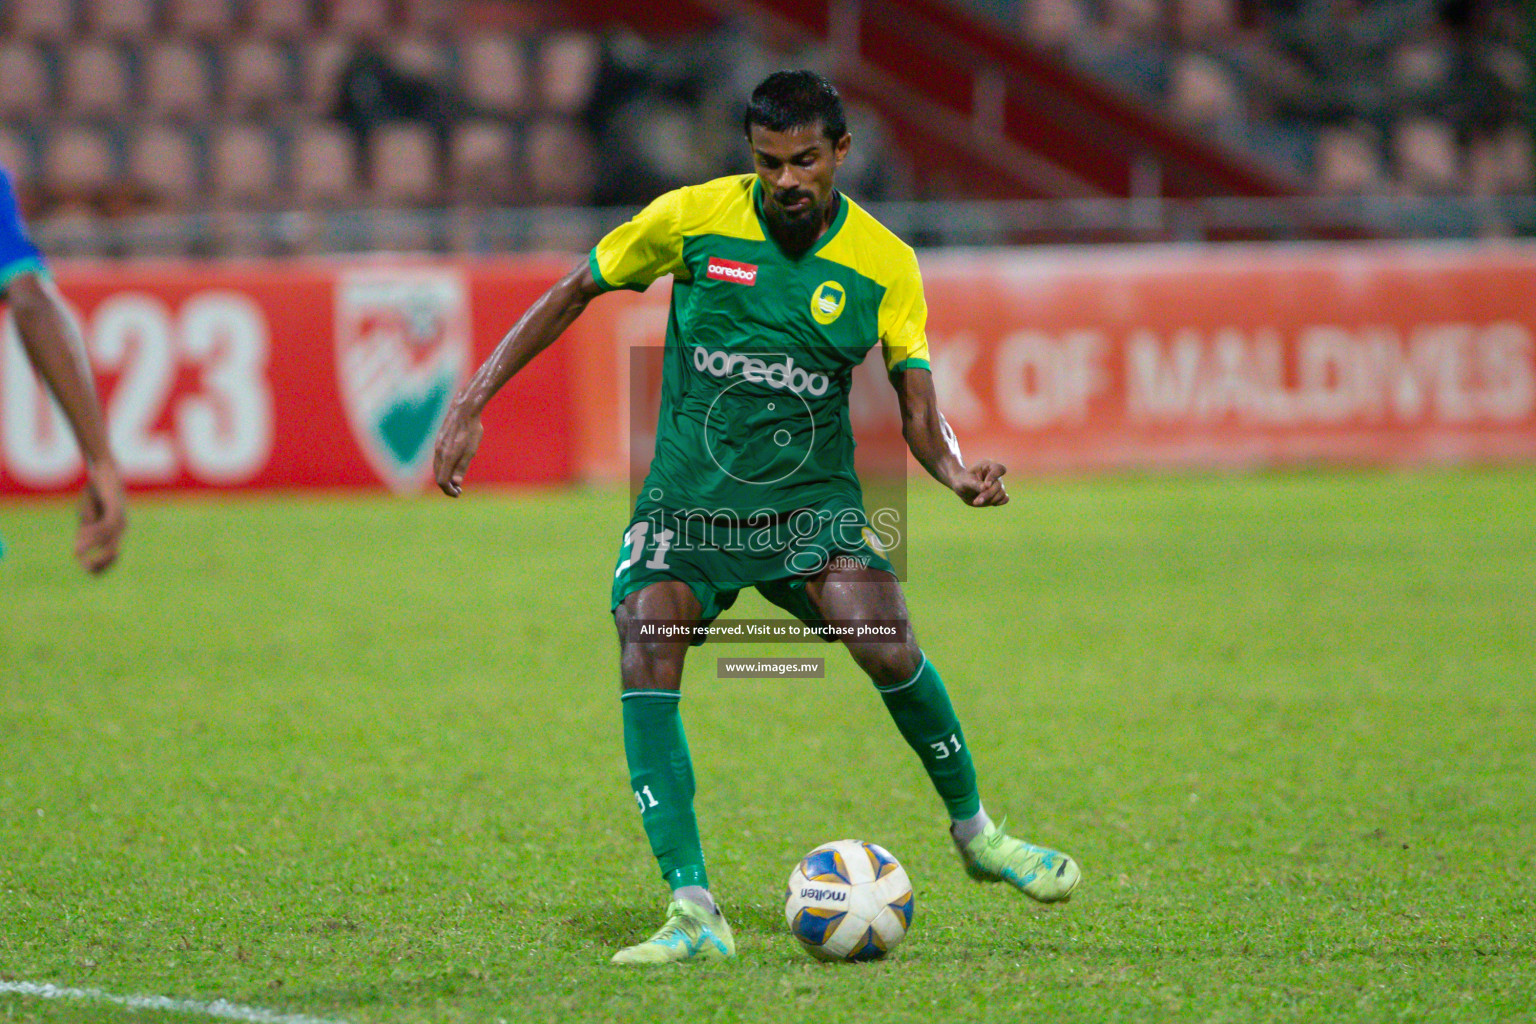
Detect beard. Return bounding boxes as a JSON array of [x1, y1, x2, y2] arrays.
[[763, 191, 827, 255]]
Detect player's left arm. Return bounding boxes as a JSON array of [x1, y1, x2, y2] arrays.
[[895, 367, 1007, 508], [881, 241, 1005, 508]]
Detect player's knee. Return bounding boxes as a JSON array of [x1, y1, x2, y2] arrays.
[[619, 638, 687, 690], [852, 641, 922, 688]]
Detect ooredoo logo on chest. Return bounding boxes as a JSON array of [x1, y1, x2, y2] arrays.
[[706, 257, 759, 285]]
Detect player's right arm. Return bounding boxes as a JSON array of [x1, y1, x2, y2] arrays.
[[433, 188, 686, 497], [433, 261, 602, 497], [1, 169, 126, 572], [7, 273, 128, 571]]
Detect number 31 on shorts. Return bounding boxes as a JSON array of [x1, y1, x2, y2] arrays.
[[614, 521, 674, 577]]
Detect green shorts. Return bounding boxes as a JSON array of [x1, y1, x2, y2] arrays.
[[610, 503, 897, 645]]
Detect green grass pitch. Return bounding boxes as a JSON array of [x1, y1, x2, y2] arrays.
[[2, 469, 1534, 1023]]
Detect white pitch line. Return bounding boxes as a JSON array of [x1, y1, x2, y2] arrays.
[[0, 981, 351, 1024]]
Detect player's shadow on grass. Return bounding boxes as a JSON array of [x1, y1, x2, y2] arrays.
[[562, 900, 783, 944], [721, 901, 783, 936], [561, 903, 673, 945]]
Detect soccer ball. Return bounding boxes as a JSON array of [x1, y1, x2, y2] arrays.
[[784, 839, 915, 961]]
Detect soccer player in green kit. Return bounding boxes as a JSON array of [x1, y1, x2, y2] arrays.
[[433, 71, 1080, 964]]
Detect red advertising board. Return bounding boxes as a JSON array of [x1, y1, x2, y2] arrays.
[[0, 258, 574, 494], [912, 245, 1536, 471], [4, 245, 1534, 495]]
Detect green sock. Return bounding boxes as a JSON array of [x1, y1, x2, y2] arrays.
[[875, 653, 981, 819], [621, 690, 708, 891]]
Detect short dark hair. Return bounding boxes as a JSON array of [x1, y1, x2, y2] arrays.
[[743, 70, 847, 144]]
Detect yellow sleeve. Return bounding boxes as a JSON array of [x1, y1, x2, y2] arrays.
[[878, 246, 931, 373], [587, 189, 687, 292]]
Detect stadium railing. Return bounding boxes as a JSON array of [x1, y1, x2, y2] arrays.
[[28, 195, 1536, 257]]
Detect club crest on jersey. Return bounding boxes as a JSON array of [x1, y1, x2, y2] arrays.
[[335, 269, 470, 493], [810, 281, 846, 325], [706, 257, 758, 286]]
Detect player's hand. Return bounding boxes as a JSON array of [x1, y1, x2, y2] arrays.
[[433, 403, 483, 497], [76, 458, 126, 573], [952, 460, 1008, 507]]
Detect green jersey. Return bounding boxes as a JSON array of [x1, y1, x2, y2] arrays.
[[589, 174, 931, 520]]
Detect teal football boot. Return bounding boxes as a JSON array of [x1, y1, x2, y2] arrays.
[[610, 899, 736, 965], [954, 818, 1081, 903]]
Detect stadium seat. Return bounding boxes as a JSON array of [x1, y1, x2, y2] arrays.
[[61, 42, 132, 118], [525, 118, 594, 205], [85, 0, 156, 39], [249, 0, 312, 37], [144, 41, 215, 118], [1393, 118, 1460, 193], [126, 124, 202, 208], [300, 36, 352, 112], [165, 0, 236, 38], [449, 119, 518, 202], [291, 121, 360, 204], [1313, 125, 1385, 194], [1173, 0, 1235, 41], [1168, 53, 1242, 126], [370, 122, 439, 204], [0, 43, 52, 118], [628, 97, 709, 184], [6, 0, 75, 41], [535, 32, 600, 116], [1391, 41, 1449, 99], [388, 35, 449, 81], [1467, 127, 1530, 196], [1467, 133, 1501, 196], [226, 40, 295, 114], [43, 124, 118, 199], [1019, 0, 1085, 50], [1497, 127, 1533, 191], [459, 34, 528, 117], [329, 0, 393, 37], [210, 123, 281, 204]]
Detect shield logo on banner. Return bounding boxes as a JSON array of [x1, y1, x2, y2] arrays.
[[335, 269, 471, 493]]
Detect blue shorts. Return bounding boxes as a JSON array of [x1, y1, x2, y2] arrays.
[[0, 166, 46, 292]]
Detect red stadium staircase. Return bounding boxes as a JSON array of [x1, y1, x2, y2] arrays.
[[553, 0, 1302, 201]]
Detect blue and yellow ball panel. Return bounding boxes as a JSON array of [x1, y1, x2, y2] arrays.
[[800, 847, 850, 884], [887, 890, 914, 929], [790, 907, 847, 947], [848, 926, 888, 962], [863, 841, 899, 879]]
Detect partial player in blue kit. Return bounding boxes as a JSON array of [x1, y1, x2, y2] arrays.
[[0, 166, 126, 572]]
